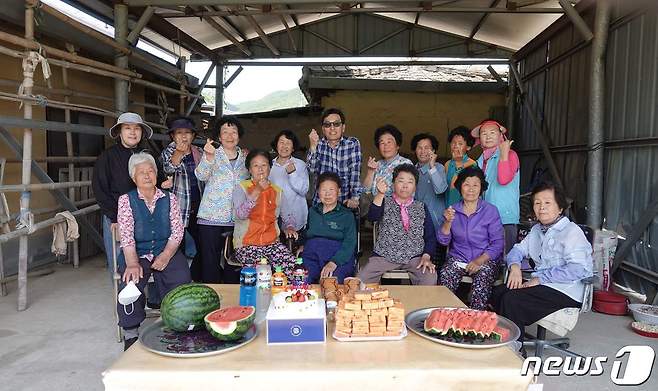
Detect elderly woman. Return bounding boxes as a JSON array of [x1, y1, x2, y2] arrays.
[[363, 125, 413, 197], [302, 172, 357, 283], [443, 126, 477, 207], [438, 166, 504, 310], [116, 153, 191, 350], [195, 116, 249, 283], [233, 149, 297, 278], [358, 164, 437, 285], [471, 119, 520, 254], [269, 130, 309, 233], [491, 181, 593, 345], [411, 133, 448, 231]]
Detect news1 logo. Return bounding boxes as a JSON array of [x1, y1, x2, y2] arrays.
[[521, 346, 655, 385]]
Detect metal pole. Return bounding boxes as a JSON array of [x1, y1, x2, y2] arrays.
[[558, 0, 594, 41], [127, 6, 155, 45], [179, 56, 187, 114], [509, 62, 564, 189], [0, 126, 105, 249], [0, 205, 100, 245], [587, 0, 611, 229], [114, 4, 129, 114], [0, 181, 92, 193], [215, 61, 224, 118], [17, 0, 36, 311], [61, 67, 79, 268], [507, 64, 516, 137], [185, 62, 215, 116]]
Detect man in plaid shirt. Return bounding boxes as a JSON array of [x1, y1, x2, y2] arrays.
[[161, 117, 204, 228], [307, 108, 362, 208], [160, 116, 205, 281]]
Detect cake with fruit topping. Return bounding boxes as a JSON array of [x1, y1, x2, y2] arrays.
[[271, 287, 319, 314]]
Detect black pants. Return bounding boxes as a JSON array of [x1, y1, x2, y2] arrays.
[[490, 284, 581, 342], [117, 251, 191, 329], [196, 224, 232, 283], [187, 201, 202, 282]]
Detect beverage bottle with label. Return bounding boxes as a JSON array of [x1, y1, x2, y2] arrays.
[[255, 258, 272, 323], [239, 265, 257, 307], [271, 265, 287, 295], [291, 258, 308, 287]]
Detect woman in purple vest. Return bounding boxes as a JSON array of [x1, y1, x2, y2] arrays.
[[438, 166, 504, 310], [116, 153, 191, 350]]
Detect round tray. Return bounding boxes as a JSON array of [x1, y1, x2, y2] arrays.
[[139, 320, 258, 358], [405, 307, 520, 349], [630, 321, 658, 339]]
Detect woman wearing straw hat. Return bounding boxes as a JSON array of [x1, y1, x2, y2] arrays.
[[92, 112, 158, 276]]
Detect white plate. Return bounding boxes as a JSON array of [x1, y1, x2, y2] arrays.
[[332, 324, 407, 342]]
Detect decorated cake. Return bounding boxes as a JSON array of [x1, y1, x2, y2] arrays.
[[271, 287, 320, 315]]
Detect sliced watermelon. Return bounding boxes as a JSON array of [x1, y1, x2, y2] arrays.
[[204, 306, 255, 341], [491, 326, 510, 342]]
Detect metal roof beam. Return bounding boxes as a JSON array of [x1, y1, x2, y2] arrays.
[[155, 6, 565, 17], [468, 0, 501, 39], [558, 0, 593, 41], [244, 14, 281, 56], [145, 11, 215, 59], [127, 0, 553, 5], [126, 6, 155, 44], [304, 28, 353, 55], [226, 59, 509, 66], [198, 6, 252, 56], [279, 15, 298, 52]]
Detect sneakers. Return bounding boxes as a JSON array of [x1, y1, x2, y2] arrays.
[[146, 301, 161, 310], [124, 336, 138, 351]]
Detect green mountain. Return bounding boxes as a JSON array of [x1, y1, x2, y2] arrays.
[[227, 88, 308, 114]]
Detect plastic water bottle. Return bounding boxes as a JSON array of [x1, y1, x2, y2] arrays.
[[239, 265, 257, 308], [255, 258, 272, 323], [291, 258, 308, 287]]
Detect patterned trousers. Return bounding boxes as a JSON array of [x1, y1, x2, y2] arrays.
[[235, 242, 297, 280], [440, 257, 498, 310]]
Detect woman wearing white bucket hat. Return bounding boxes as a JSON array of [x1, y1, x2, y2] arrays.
[[92, 112, 159, 279]]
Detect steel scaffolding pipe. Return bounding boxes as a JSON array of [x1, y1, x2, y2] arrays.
[[587, 0, 611, 229], [0, 204, 100, 245], [0, 181, 91, 193], [0, 116, 170, 141]]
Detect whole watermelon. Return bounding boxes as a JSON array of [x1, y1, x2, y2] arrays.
[[204, 306, 255, 341], [161, 284, 221, 332]]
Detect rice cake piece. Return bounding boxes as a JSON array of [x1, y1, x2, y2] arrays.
[[385, 330, 402, 337], [344, 300, 361, 311], [371, 289, 389, 299], [334, 330, 351, 338], [379, 298, 395, 308], [361, 300, 380, 310], [354, 290, 372, 301]]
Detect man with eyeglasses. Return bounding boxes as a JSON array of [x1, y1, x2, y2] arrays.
[[307, 108, 362, 209]]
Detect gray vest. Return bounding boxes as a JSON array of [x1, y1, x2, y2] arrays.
[[374, 196, 425, 264]]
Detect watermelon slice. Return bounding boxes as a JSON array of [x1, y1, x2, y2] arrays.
[[204, 306, 255, 341], [423, 308, 502, 341]]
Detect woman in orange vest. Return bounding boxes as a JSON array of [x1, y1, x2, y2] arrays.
[[232, 149, 298, 278]]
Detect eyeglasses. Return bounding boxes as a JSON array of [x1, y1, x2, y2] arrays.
[[322, 121, 343, 129]]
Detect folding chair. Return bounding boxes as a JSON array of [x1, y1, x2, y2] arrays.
[[520, 224, 595, 357], [111, 226, 123, 343]]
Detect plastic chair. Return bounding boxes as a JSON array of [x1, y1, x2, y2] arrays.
[[520, 224, 595, 357]]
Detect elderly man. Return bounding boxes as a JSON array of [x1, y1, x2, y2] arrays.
[[116, 153, 191, 350], [307, 108, 362, 209]]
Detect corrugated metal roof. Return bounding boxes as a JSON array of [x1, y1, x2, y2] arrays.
[[145, 0, 567, 58], [305, 64, 506, 83]]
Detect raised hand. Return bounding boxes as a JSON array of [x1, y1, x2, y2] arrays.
[[367, 156, 379, 171], [499, 139, 514, 157], [443, 206, 456, 223], [203, 138, 216, 158], [375, 177, 388, 195], [309, 128, 320, 151]]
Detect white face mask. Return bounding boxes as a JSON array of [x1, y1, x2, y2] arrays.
[[118, 281, 141, 315]]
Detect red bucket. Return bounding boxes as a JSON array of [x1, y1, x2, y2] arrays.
[[593, 290, 629, 315]]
